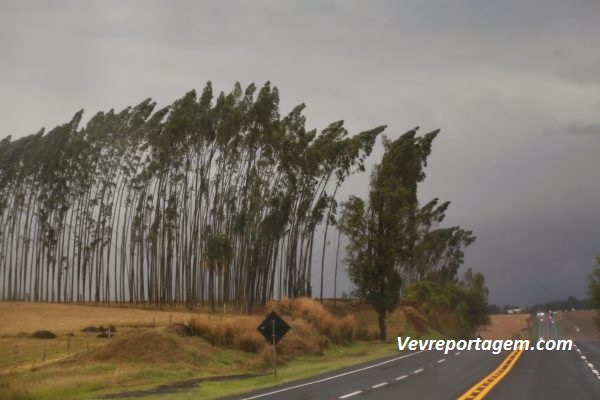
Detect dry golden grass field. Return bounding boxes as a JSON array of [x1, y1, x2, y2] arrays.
[[477, 313, 530, 340], [3, 300, 593, 400], [0, 302, 198, 371], [559, 310, 600, 341], [0, 302, 195, 336], [0, 299, 433, 400]]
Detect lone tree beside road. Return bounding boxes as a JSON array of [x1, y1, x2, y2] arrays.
[[340, 128, 437, 341], [340, 128, 475, 341]]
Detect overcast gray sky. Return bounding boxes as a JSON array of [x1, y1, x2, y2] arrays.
[[1, 0, 599, 306]]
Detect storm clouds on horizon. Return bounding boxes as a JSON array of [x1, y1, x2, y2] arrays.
[[1, 0, 599, 307]]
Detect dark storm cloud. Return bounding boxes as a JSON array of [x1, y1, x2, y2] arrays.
[[1, 0, 599, 306], [564, 122, 600, 137], [464, 204, 600, 306]]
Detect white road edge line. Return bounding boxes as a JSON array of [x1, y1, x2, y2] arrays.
[[339, 390, 362, 399], [237, 350, 427, 400], [413, 368, 424, 374], [371, 382, 387, 389], [437, 359, 446, 363], [395, 375, 408, 381], [455, 352, 461, 355]]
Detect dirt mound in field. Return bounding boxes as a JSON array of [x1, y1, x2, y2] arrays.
[[165, 323, 193, 337], [83, 330, 195, 364], [31, 330, 57, 339]]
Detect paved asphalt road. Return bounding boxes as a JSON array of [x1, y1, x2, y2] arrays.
[[226, 313, 600, 399], [486, 341, 600, 399], [226, 348, 508, 400], [488, 314, 600, 399]]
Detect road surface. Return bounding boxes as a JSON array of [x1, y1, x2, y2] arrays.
[[225, 312, 600, 399], [488, 313, 600, 399], [225, 348, 509, 400]]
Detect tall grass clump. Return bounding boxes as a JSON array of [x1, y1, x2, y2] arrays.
[[256, 318, 324, 366], [188, 298, 358, 368], [267, 297, 356, 344], [188, 317, 265, 353]]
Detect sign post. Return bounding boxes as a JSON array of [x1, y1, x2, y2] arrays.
[[257, 311, 290, 379], [272, 319, 276, 377]]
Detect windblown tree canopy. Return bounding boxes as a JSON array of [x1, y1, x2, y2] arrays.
[[340, 128, 475, 340], [0, 81, 386, 309]]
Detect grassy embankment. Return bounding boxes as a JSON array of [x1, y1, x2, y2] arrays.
[[0, 299, 444, 400]]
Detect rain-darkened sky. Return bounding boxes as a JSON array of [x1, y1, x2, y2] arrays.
[[1, 1, 599, 306]]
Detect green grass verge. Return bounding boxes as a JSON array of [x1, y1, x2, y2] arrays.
[[1, 339, 414, 400], [126, 328, 449, 400], [123, 341, 403, 400]]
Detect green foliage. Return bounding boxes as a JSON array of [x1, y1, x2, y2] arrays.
[[204, 234, 233, 265], [487, 304, 503, 314], [341, 194, 402, 313], [589, 255, 600, 330], [340, 127, 473, 340], [589, 256, 600, 308], [0, 81, 385, 309], [406, 269, 490, 338], [528, 296, 589, 313]]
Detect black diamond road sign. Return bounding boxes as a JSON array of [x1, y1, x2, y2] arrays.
[[257, 311, 290, 344]]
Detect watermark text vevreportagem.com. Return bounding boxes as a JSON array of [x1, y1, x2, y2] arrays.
[[398, 337, 573, 355]]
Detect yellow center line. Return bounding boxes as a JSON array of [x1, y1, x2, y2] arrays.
[[457, 349, 524, 400]]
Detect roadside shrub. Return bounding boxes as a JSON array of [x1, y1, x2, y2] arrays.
[[189, 298, 357, 364], [355, 325, 368, 340], [166, 323, 193, 337], [267, 297, 355, 344], [85, 330, 187, 363], [31, 330, 56, 339], [405, 280, 489, 339], [210, 322, 236, 347], [427, 309, 459, 337], [331, 315, 356, 344], [188, 316, 265, 353], [257, 345, 286, 366], [277, 331, 322, 359], [355, 325, 378, 341], [188, 317, 211, 337], [404, 309, 428, 335], [269, 296, 293, 314], [233, 332, 265, 353], [281, 319, 325, 357], [81, 325, 117, 334], [253, 319, 323, 367], [290, 298, 334, 332]]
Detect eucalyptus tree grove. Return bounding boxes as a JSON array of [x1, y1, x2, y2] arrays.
[[0, 82, 385, 309]]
